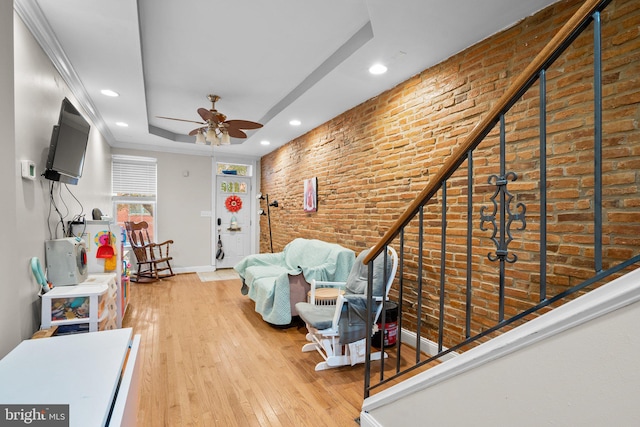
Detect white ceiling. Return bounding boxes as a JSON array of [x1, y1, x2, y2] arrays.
[[15, 0, 560, 159]]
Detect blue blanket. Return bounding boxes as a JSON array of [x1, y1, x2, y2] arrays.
[[338, 248, 393, 344], [234, 238, 355, 325]]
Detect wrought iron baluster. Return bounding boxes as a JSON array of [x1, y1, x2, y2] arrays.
[[379, 246, 389, 381], [364, 260, 374, 398], [396, 230, 405, 373], [479, 115, 527, 321], [594, 10, 603, 274], [438, 182, 447, 353], [479, 175, 527, 262], [416, 205, 424, 363], [540, 68, 548, 302], [466, 151, 473, 339]]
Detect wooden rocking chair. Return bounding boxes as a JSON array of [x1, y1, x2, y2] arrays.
[[124, 221, 175, 282]]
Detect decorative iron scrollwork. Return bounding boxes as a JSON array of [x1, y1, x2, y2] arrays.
[[479, 171, 527, 263]]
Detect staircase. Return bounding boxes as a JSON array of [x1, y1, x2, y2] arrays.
[[361, 268, 640, 425], [358, 0, 640, 423]]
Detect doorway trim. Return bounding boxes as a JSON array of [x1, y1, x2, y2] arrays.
[[210, 154, 259, 269]]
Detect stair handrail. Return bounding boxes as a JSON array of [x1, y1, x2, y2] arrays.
[[364, 0, 611, 265]]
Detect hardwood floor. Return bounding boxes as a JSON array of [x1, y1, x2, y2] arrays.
[[123, 272, 411, 427]]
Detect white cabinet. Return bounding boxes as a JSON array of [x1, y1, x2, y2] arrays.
[[0, 328, 141, 426]]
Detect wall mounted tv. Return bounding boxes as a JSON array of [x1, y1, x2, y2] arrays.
[[43, 98, 91, 185]]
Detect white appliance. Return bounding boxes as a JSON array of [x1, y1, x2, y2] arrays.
[[45, 238, 88, 286]]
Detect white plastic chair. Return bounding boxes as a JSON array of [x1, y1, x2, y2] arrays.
[[295, 246, 398, 371]]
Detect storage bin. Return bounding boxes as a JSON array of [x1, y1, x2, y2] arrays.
[[106, 296, 117, 316], [82, 273, 122, 326], [56, 323, 90, 335], [83, 273, 117, 298], [100, 312, 118, 331], [372, 301, 399, 348], [41, 284, 108, 332], [50, 296, 91, 321], [99, 312, 117, 331]]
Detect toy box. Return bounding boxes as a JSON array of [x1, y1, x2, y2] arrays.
[[41, 284, 108, 332]]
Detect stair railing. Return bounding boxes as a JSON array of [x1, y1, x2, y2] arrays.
[[362, 0, 640, 399]]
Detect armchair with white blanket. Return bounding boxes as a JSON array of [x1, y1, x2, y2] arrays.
[[295, 246, 398, 371]]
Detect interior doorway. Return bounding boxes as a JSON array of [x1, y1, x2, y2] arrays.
[[215, 174, 252, 269]]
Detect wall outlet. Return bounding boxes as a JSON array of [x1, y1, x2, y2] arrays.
[[21, 160, 36, 180]]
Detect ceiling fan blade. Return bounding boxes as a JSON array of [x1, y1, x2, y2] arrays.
[[188, 127, 207, 136], [225, 119, 263, 130], [197, 108, 216, 123], [156, 116, 205, 125], [226, 127, 247, 138]]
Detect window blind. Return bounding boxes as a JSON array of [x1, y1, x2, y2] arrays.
[[112, 155, 157, 197]]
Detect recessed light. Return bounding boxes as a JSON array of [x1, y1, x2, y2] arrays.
[[260, 140, 270, 146], [101, 89, 119, 97], [116, 122, 128, 127], [369, 63, 388, 75], [289, 119, 301, 126]]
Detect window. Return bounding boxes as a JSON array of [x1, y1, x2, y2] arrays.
[[112, 155, 157, 242], [216, 162, 252, 176]]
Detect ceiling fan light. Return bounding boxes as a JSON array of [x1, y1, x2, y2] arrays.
[[205, 128, 217, 143], [195, 131, 206, 144], [221, 131, 231, 145]]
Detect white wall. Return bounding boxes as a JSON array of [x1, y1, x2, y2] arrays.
[[0, 1, 20, 358], [109, 149, 262, 273], [111, 148, 213, 271], [3, 9, 258, 359], [0, 13, 112, 358]]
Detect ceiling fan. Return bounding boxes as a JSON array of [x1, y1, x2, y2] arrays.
[[157, 94, 263, 145]]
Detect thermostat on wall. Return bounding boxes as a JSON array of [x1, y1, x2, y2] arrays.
[[21, 160, 36, 180]]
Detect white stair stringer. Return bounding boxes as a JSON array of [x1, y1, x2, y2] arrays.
[[361, 267, 640, 426]]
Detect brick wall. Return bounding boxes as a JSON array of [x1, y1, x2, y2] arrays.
[[260, 0, 640, 347]]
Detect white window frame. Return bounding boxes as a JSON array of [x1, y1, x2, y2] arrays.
[[111, 155, 158, 242]]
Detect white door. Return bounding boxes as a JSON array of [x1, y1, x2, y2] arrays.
[[215, 176, 252, 269]]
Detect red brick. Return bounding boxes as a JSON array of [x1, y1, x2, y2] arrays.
[[260, 0, 640, 347]]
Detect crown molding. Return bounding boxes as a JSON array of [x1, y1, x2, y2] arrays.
[[14, 0, 115, 144]]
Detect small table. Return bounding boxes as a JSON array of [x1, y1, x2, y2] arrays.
[[308, 287, 345, 305]]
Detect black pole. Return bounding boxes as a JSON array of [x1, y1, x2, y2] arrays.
[[266, 194, 273, 253]]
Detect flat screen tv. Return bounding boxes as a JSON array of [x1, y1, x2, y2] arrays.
[[44, 98, 91, 185]]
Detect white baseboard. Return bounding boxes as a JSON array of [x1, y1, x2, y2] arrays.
[[399, 328, 459, 362], [359, 411, 384, 427], [172, 266, 216, 274]]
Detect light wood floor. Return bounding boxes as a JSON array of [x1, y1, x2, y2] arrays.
[[123, 272, 425, 427]]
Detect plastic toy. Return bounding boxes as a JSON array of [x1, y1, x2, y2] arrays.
[[30, 257, 52, 293]]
